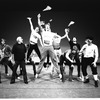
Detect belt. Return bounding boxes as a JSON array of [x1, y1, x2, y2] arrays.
[[30, 41, 36, 45], [54, 47, 61, 50]]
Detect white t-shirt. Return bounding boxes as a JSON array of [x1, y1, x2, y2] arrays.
[[29, 30, 41, 44], [53, 35, 61, 48], [41, 31, 56, 46], [80, 43, 98, 58]]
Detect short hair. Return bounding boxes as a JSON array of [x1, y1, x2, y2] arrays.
[[16, 36, 22, 42], [85, 36, 94, 41], [1, 38, 6, 42]]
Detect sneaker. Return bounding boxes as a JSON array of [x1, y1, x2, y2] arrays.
[[94, 80, 98, 87], [10, 81, 15, 84], [6, 73, 10, 76], [17, 77, 21, 80], [35, 74, 39, 78], [59, 74, 61, 79], [24, 81, 28, 84], [77, 76, 82, 81], [67, 78, 74, 82], [84, 78, 89, 83]]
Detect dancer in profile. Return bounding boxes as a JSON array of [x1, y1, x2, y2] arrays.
[[80, 36, 99, 87], [35, 13, 62, 79]]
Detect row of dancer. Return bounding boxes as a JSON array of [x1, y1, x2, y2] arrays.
[[0, 13, 99, 87], [0, 13, 67, 84]]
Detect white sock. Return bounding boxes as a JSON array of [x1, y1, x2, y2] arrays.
[[85, 75, 89, 79], [93, 75, 98, 81], [59, 74, 62, 79]]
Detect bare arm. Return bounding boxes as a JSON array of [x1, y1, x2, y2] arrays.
[[65, 28, 70, 41], [39, 37, 43, 47], [65, 50, 74, 63], [94, 45, 99, 63], [37, 13, 44, 32], [27, 17, 34, 32]]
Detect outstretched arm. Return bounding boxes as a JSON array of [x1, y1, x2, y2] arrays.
[[65, 28, 70, 41], [37, 13, 44, 32], [27, 17, 34, 32]]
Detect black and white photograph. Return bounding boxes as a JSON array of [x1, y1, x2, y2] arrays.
[[0, 0, 100, 98]]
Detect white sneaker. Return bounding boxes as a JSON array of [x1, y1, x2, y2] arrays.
[[17, 77, 21, 80], [6, 73, 10, 76], [35, 74, 39, 78], [78, 76, 82, 80], [59, 74, 62, 79], [81, 77, 85, 82]]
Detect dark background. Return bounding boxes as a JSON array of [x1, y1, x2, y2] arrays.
[[0, 0, 100, 53]]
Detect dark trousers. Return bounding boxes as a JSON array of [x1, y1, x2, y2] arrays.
[[0, 57, 19, 77], [81, 57, 98, 77], [27, 44, 41, 60], [30, 58, 36, 76], [74, 53, 81, 77], [0, 57, 13, 74], [11, 60, 28, 83], [60, 54, 74, 81]]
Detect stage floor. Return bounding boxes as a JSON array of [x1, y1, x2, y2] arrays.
[[0, 63, 100, 98]]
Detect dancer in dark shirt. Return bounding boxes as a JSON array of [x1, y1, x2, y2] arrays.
[[65, 29, 81, 79], [10, 36, 28, 84]]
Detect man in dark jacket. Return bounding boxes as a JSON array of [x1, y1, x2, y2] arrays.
[[10, 36, 28, 84]]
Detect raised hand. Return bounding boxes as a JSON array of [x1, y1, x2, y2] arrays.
[[65, 28, 69, 35], [37, 13, 41, 18], [27, 17, 31, 20]]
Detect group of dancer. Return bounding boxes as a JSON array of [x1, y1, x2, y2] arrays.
[[0, 13, 99, 87]]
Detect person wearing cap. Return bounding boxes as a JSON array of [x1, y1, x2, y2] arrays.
[[36, 13, 62, 79], [80, 36, 99, 87], [26, 17, 43, 62], [10, 36, 28, 84], [65, 29, 81, 80]]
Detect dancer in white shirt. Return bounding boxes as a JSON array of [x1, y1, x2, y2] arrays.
[[50, 29, 69, 74], [36, 13, 62, 79], [53, 29, 69, 62], [80, 36, 99, 87], [27, 17, 43, 61]]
